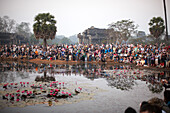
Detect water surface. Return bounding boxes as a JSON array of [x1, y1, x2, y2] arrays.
[[0, 62, 169, 113]]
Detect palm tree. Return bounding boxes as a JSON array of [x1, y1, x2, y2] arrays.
[[33, 13, 57, 51], [149, 17, 165, 42]]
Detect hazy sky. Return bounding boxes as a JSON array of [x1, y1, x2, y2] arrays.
[[0, 0, 169, 37]]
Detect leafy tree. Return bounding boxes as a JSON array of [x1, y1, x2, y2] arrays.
[[0, 16, 16, 33], [33, 13, 57, 51], [108, 19, 138, 43], [61, 37, 72, 45], [15, 22, 31, 39], [148, 17, 165, 42]]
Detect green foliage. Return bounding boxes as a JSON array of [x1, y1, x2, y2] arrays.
[[29, 34, 39, 45], [101, 40, 107, 44], [33, 13, 57, 40], [128, 37, 150, 45], [129, 35, 170, 45], [61, 37, 72, 45], [148, 17, 165, 40], [33, 13, 57, 50], [108, 19, 138, 42], [38, 36, 74, 45]]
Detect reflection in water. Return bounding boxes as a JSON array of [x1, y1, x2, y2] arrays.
[[106, 75, 136, 90], [0, 78, 82, 108], [148, 83, 163, 93], [0, 62, 169, 93], [35, 72, 56, 82]]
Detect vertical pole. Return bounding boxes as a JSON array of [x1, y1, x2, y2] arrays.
[[163, 0, 169, 40]]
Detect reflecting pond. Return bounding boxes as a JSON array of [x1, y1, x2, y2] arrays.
[[0, 61, 169, 113]]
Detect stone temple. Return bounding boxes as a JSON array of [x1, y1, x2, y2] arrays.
[[77, 26, 116, 45]]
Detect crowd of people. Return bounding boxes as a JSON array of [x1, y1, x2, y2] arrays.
[[0, 43, 170, 113], [0, 43, 170, 68]]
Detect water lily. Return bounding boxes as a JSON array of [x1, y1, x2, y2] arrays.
[[78, 87, 82, 91], [29, 91, 32, 94], [3, 84, 7, 89], [55, 89, 58, 92], [61, 91, 65, 94], [16, 90, 20, 92]]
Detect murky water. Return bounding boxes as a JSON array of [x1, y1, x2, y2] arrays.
[[0, 62, 169, 113]]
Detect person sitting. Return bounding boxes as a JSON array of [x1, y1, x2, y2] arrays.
[[140, 58, 145, 66]]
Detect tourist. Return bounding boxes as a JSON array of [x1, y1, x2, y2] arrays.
[[140, 103, 162, 113], [0, 43, 169, 69], [164, 90, 170, 108], [148, 97, 170, 113]]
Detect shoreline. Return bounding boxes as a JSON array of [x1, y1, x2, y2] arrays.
[[0, 57, 170, 71]]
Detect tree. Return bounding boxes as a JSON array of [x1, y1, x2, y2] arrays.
[[148, 17, 165, 42], [33, 13, 57, 51], [61, 37, 72, 44], [108, 19, 138, 43], [107, 28, 121, 44], [0, 16, 16, 33], [15, 22, 31, 39], [29, 34, 39, 45]]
